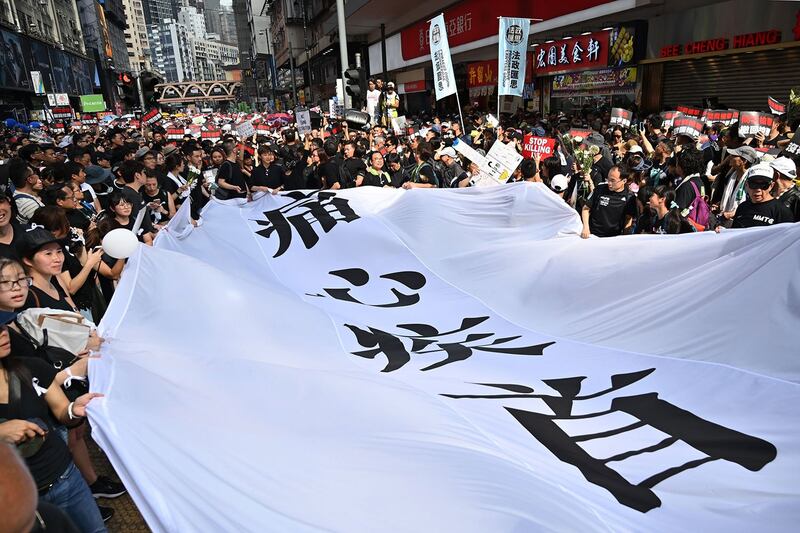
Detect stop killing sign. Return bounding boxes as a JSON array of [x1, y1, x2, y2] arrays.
[[522, 134, 556, 159]]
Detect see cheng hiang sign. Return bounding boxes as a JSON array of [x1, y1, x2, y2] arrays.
[[660, 30, 782, 58]]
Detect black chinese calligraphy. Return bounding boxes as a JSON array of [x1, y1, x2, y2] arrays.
[[308, 268, 426, 308], [444, 369, 777, 513], [254, 191, 359, 258], [345, 316, 554, 373]]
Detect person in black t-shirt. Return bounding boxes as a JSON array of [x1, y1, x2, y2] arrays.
[[0, 185, 27, 261], [251, 145, 284, 193], [142, 175, 175, 226], [581, 166, 638, 238], [731, 165, 794, 229], [770, 156, 800, 222], [215, 140, 249, 199]]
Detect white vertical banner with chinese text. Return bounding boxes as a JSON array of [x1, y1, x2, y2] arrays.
[[429, 14, 457, 101], [498, 17, 530, 97]]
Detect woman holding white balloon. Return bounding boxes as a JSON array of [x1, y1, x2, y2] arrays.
[[105, 193, 154, 246]]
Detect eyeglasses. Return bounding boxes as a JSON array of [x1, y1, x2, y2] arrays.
[[0, 277, 33, 291], [746, 179, 772, 190]]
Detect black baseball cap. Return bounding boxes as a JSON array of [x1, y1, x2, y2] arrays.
[[19, 226, 59, 258]]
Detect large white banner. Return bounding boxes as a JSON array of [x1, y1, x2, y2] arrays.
[[429, 14, 457, 101], [498, 17, 530, 97], [89, 185, 800, 532]]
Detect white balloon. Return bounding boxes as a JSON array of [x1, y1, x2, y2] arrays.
[[102, 228, 139, 259]]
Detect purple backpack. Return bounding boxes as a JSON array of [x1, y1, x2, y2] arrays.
[[687, 180, 711, 229]]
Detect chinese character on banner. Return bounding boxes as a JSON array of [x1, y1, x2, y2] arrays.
[[254, 191, 360, 258], [586, 38, 601, 61], [535, 31, 610, 74], [572, 42, 584, 63]]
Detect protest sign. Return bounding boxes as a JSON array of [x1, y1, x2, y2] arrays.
[[676, 106, 702, 117], [671, 116, 704, 139], [782, 130, 800, 156], [142, 109, 163, 126], [391, 116, 408, 135], [568, 128, 593, 141], [609, 108, 633, 128], [81, 114, 98, 126], [767, 97, 785, 115], [166, 128, 185, 140], [50, 123, 65, 133], [701, 110, 738, 126], [256, 124, 271, 135], [738, 112, 774, 138], [659, 111, 682, 129], [522, 135, 556, 159], [201, 130, 221, 143], [236, 120, 256, 138], [295, 108, 312, 136], [485, 140, 524, 183]]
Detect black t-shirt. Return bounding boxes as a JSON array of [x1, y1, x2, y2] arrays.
[[778, 186, 800, 223], [24, 282, 76, 312], [63, 247, 95, 310], [0, 223, 27, 261], [120, 186, 155, 234], [588, 184, 638, 237], [0, 357, 72, 488], [251, 164, 285, 189], [674, 175, 705, 211], [142, 188, 171, 224], [65, 209, 91, 232], [732, 199, 794, 228], [215, 161, 248, 199], [318, 161, 340, 189], [590, 156, 614, 186], [340, 158, 367, 188]]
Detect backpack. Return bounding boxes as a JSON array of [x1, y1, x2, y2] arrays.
[[686, 180, 711, 231]]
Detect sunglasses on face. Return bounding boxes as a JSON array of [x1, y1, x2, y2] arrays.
[[746, 179, 771, 190]]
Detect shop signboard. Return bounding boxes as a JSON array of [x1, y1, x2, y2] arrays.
[[400, 0, 613, 60], [80, 94, 106, 113], [738, 112, 774, 138], [551, 68, 636, 93], [534, 31, 609, 75]]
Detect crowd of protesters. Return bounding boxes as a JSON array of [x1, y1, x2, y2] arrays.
[[0, 86, 799, 530]]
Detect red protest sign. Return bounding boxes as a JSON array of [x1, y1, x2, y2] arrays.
[[142, 109, 163, 126], [202, 130, 221, 142], [609, 108, 632, 127], [672, 116, 704, 139], [702, 109, 738, 126], [522, 135, 556, 159], [660, 111, 682, 128], [568, 128, 593, 140], [738, 112, 774, 138], [166, 128, 185, 140], [676, 106, 702, 117], [767, 96, 785, 115]]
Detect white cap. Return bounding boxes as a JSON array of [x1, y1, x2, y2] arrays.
[[628, 145, 643, 154], [769, 156, 797, 179], [550, 174, 569, 192], [439, 147, 457, 159]]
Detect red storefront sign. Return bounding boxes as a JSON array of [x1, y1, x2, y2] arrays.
[[400, 0, 613, 60], [533, 31, 610, 74], [401, 80, 427, 93]]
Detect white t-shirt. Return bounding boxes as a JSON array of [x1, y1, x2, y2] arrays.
[[366, 89, 381, 119], [80, 182, 98, 201]]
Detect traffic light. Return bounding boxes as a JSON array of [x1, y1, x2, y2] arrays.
[[140, 71, 163, 106], [117, 72, 137, 108], [344, 67, 366, 107]]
